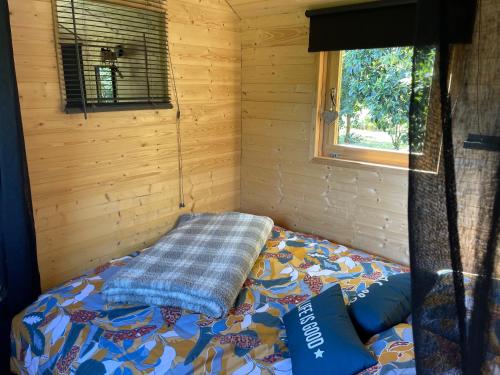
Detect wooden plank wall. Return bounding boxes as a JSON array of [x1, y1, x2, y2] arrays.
[[240, 11, 410, 264], [8, 0, 241, 290], [227, 0, 369, 18]]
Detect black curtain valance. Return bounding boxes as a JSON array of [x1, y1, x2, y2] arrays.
[[305, 0, 476, 52]]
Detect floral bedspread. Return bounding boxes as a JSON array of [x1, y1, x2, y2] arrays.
[[11, 226, 414, 374]]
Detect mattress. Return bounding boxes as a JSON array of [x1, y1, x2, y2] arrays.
[[11, 226, 414, 374]]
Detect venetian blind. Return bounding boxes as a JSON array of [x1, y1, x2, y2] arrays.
[[55, 0, 171, 114]]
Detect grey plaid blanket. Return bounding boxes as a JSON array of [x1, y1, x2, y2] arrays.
[[103, 212, 273, 318]]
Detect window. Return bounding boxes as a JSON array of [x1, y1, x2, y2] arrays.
[[95, 66, 117, 103], [54, 0, 171, 114], [61, 44, 86, 109], [313, 47, 439, 170]]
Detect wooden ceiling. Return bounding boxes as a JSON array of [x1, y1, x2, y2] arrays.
[[225, 0, 372, 18]]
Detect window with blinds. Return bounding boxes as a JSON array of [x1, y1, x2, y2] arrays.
[[54, 0, 171, 114]]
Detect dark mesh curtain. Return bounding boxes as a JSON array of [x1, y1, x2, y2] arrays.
[[409, 0, 499, 373]]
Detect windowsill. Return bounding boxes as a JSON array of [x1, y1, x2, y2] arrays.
[[309, 154, 411, 173], [311, 49, 440, 174], [65, 102, 173, 114], [310, 154, 439, 175], [324, 143, 409, 168], [329, 143, 409, 154]]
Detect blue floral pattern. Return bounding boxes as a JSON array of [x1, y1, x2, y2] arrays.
[[11, 226, 414, 374]]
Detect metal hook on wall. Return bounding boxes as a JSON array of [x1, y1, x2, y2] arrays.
[[322, 88, 339, 126], [329, 88, 337, 111]]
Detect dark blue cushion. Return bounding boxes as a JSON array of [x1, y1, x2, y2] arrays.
[[349, 273, 412, 339], [283, 284, 377, 375]]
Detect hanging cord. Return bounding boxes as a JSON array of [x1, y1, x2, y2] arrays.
[[223, 0, 242, 20], [168, 48, 185, 208]]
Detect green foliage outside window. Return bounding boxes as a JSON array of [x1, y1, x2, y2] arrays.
[[338, 47, 435, 151]]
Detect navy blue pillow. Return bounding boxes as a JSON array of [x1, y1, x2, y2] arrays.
[[283, 284, 377, 375], [349, 273, 411, 339]]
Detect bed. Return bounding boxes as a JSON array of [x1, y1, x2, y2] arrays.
[[11, 226, 415, 374]]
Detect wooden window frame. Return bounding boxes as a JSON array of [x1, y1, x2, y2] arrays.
[[311, 51, 441, 172]]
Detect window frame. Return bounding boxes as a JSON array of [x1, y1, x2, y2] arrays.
[[311, 51, 441, 171]]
